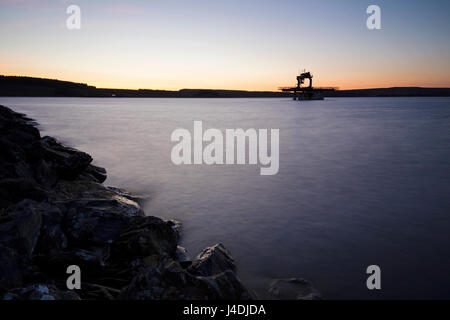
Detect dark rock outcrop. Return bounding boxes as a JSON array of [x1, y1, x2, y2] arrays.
[[188, 243, 235, 277], [0, 105, 253, 300], [3, 284, 80, 300], [268, 278, 322, 300]]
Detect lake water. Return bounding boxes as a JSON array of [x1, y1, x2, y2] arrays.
[[1, 97, 450, 299]]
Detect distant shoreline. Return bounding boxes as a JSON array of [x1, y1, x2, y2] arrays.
[[2, 75, 450, 98]]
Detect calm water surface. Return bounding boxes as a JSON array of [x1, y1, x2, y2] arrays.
[[1, 97, 450, 299]]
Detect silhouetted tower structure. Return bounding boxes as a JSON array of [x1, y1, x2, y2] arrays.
[[297, 71, 313, 89], [279, 70, 336, 100]]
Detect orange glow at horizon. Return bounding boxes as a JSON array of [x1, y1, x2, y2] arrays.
[[2, 68, 450, 92]]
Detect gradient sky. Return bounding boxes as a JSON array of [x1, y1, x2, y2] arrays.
[[1, 0, 449, 90]]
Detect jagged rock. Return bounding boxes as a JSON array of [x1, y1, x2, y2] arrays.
[[33, 159, 58, 188], [188, 243, 235, 276], [268, 278, 322, 300], [3, 284, 80, 300], [175, 246, 192, 268], [79, 283, 121, 300], [40, 136, 78, 155], [110, 216, 179, 260], [83, 165, 107, 183], [204, 270, 255, 300], [106, 186, 147, 204], [35, 248, 106, 282], [54, 151, 93, 180], [0, 245, 23, 294], [64, 201, 137, 248], [14, 161, 33, 179], [40, 136, 102, 182], [0, 178, 47, 206], [33, 201, 67, 257], [0, 200, 42, 257], [119, 260, 254, 300]]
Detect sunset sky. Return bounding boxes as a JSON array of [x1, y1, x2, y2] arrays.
[[1, 0, 449, 90]]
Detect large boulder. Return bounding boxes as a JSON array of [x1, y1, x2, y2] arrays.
[[33, 159, 58, 188], [109, 216, 179, 261], [33, 201, 67, 257], [54, 151, 93, 180], [35, 248, 106, 282], [0, 178, 47, 207], [0, 245, 23, 294], [188, 243, 235, 276], [119, 260, 254, 300], [40, 136, 105, 182], [63, 198, 142, 248], [175, 246, 192, 268], [0, 200, 43, 258], [82, 164, 107, 183]]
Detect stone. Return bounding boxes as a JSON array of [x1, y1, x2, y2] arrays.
[[188, 243, 235, 276], [0, 199, 42, 258], [64, 201, 133, 248], [203, 270, 256, 300], [175, 246, 192, 268], [119, 260, 254, 300], [0, 178, 47, 206], [83, 164, 107, 183], [0, 245, 23, 294], [268, 278, 322, 300], [33, 159, 58, 188], [29, 201, 66, 257], [109, 216, 179, 262], [54, 151, 93, 180], [3, 284, 80, 300]]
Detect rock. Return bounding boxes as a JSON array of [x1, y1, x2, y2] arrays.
[[188, 243, 235, 276], [33, 159, 58, 188], [3, 284, 80, 300], [40, 136, 99, 181], [79, 283, 121, 300], [0, 245, 23, 294], [35, 248, 106, 281], [83, 165, 107, 183], [54, 151, 93, 180], [0, 200, 42, 258], [203, 270, 256, 300], [106, 186, 147, 204], [268, 278, 322, 300], [40, 136, 78, 155], [108, 216, 179, 265], [0, 178, 47, 207], [119, 260, 254, 300], [33, 201, 67, 257], [64, 200, 135, 248], [175, 246, 192, 268]]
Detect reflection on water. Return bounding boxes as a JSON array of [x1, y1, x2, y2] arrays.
[[2, 97, 450, 299]]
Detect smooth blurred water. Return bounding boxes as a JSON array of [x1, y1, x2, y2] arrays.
[[1, 97, 450, 299]]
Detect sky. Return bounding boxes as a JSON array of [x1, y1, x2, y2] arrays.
[[1, 0, 449, 90]]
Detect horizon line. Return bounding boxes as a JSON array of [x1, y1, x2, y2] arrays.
[[2, 74, 450, 92]]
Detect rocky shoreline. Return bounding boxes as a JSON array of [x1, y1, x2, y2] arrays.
[[0, 105, 255, 300]]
